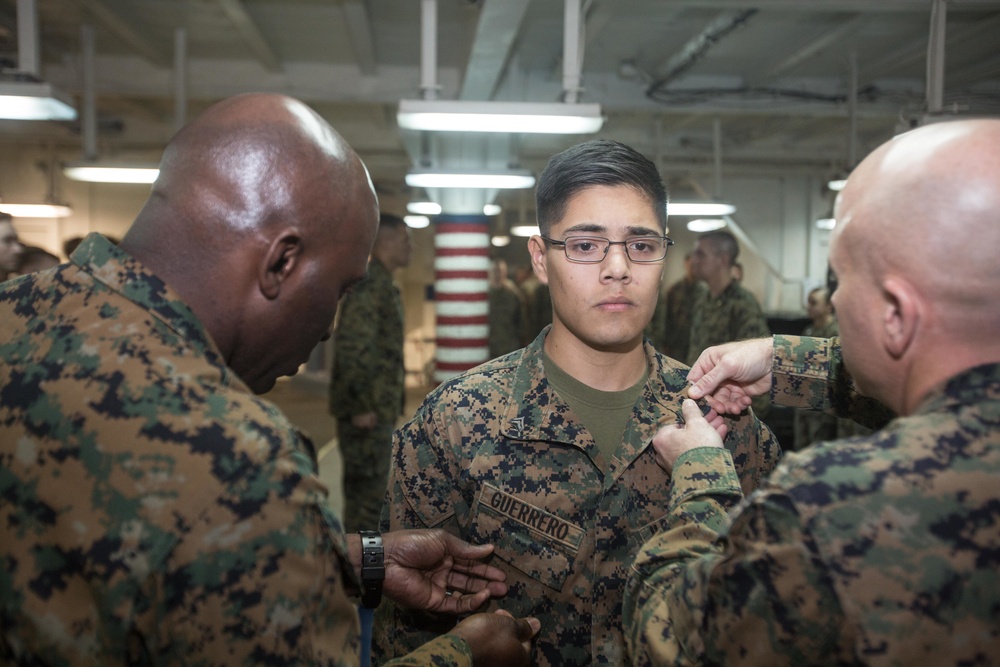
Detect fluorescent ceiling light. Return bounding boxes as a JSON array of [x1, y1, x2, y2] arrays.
[[511, 225, 540, 237], [816, 217, 837, 230], [687, 218, 728, 232], [407, 201, 441, 215], [398, 100, 604, 134], [406, 169, 535, 190], [0, 202, 72, 218], [64, 164, 160, 184], [491, 235, 511, 247], [668, 202, 736, 216], [827, 179, 847, 192], [483, 204, 502, 216], [404, 215, 430, 229], [0, 81, 77, 121]]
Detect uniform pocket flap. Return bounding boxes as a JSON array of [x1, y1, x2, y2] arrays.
[[469, 483, 584, 592]]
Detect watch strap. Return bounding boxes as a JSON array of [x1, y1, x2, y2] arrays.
[[358, 530, 384, 608]]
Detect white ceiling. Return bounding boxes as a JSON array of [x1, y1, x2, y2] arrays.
[[2, 0, 999, 209]]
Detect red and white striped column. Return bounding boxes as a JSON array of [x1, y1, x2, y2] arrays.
[[433, 214, 491, 384]]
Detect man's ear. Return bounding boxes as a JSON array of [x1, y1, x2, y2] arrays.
[[527, 235, 549, 286], [882, 276, 921, 359], [259, 231, 302, 299]]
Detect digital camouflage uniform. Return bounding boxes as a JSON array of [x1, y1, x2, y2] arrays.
[[489, 280, 527, 359], [686, 279, 771, 417], [0, 234, 473, 667], [792, 318, 847, 450], [625, 335, 996, 666], [686, 279, 770, 366], [658, 277, 704, 360], [374, 328, 781, 667], [329, 257, 405, 533]]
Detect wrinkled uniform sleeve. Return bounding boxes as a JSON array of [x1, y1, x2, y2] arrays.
[[0, 239, 366, 667], [772, 335, 894, 430], [155, 424, 364, 666], [624, 448, 851, 666], [384, 634, 472, 667]]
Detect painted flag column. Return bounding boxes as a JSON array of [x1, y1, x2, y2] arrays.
[[433, 214, 491, 384]]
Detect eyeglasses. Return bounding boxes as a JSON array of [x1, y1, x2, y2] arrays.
[[540, 235, 674, 263]]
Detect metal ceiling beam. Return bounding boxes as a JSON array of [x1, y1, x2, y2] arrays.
[[337, 0, 377, 76], [648, 9, 758, 93], [658, 0, 1000, 11], [859, 12, 1000, 85], [213, 0, 281, 73], [459, 0, 532, 100], [745, 13, 867, 87], [64, 0, 171, 68], [946, 52, 1000, 90]]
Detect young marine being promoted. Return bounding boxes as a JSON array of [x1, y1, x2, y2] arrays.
[[374, 139, 780, 666]]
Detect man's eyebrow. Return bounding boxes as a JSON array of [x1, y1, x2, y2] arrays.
[[561, 223, 662, 236], [562, 223, 606, 234]]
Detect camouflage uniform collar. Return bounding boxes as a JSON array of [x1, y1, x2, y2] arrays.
[[369, 257, 391, 274], [500, 329, 688, 468], [71, 233, 228, 373], [367, 257, 399, 289], [710, 278, 744, 301], [915, 361, 1000, 416]]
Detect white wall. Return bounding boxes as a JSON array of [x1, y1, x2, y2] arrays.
[[1, 145, 150, 257]]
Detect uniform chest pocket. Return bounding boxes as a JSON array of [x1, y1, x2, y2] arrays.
[[468, 483, 584, 592]]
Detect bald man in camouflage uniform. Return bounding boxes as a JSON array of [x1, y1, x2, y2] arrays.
[[0, 94, 537, 667], [375, 140, 779, 666], [624, 119, 1000, 665]]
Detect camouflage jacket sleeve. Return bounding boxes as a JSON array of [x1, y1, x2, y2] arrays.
[[624, 447, 852, 666], [772, 335, 894, 430], [0, 236, 373, 666], [161, 428, 367, 665], [384, 634, 472, 667]]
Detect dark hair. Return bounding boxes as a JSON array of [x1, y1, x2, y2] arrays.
[[0, 212, 12, 223], [535, 139, 667, 235], [699, 230, 739, 266]]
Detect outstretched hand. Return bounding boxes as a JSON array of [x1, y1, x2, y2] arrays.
[[450, 609, 540, 667], [653, 399, 728, 474], [382, 529, 508, 614], [686, 337, 774, 415]]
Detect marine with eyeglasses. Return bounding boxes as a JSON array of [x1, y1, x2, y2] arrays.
[[374, 139, 780, 667]]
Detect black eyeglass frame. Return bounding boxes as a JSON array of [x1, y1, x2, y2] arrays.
[[540, 234, 675, 264]]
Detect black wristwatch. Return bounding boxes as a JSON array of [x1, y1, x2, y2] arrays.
[[358, 530, 385, 608]]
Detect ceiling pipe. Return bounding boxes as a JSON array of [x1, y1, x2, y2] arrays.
[[646, 9, 757, 97], [562, 0, 583, 103], [81, 23, 97, 162], [420, 0, 438, 100], [848, 50, 858, 168], [174, 27, 187, 133], [712, 117, 723, 200], [16, 0, 41, 78], [926, 0, 946, 115]]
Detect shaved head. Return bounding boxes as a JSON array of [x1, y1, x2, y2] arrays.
[[835, 120, 1000, 336], [120, 93, 379, 393], [830, 118, 1000, 413]]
